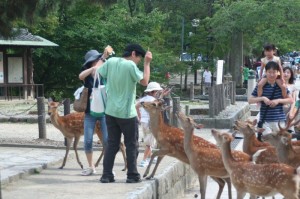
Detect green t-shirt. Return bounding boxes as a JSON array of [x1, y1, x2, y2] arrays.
[[98, 57, 143, 119], [243, 67, 249, 80]]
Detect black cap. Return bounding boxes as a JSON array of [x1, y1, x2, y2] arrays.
[[123, 44, 146, 57]]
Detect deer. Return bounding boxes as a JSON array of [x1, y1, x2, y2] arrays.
[[177, 111, 252, 199], [213, 129, 300, 199], [235, 119, 300, 164], [140, 99, 232, 199], [261, 117, 300, 169], [48, 101, 127, 170], [234, 120, 279, 164]]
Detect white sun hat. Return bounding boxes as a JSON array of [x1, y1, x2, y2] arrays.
[[144, 82, 163, 92]]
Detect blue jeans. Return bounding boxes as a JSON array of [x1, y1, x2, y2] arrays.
[[84, 113, 108, 153]]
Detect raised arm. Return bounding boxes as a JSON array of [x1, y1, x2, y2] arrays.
[[140, 51, 152, 86]]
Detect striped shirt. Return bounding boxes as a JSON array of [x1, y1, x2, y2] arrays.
[[252, 83, 289, 122]]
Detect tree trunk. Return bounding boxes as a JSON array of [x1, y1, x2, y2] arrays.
[[229, 31, 243, 88]]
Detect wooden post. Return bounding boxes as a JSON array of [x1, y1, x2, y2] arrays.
[[63, 98, 70, 146], [37, 97, 46, 139], [209, 86, 215, 117], [172, 97, 181, 127], [185, 105, 190, 116], [63, 98, 70, 115], [232, 81, 236, 105], [190, 82, 194, 101]]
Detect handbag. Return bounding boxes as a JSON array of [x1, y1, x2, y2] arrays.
[[90, 72, 107, 117], [73, 87, 88, 112]]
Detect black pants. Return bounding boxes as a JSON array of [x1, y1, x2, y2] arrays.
[[102, 114, 140, 179]]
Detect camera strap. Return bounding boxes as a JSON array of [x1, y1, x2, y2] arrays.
[[259, 83, 278, 126]]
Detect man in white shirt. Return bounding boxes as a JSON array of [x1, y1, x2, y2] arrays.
[[203, 68, 212, 95]]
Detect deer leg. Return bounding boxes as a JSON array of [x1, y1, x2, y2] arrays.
[[236, 191, 246, 199], [59, 137, 73, 169], [211, 177, 226, 199], [249, 194, 256, 199], [198, 175, 208, 199], [119, 142, 127, 171], [223, 177, 232, 199], [143, 148, 169, 179], [73, 136, 83, 169], [145, 155, 164, 180], [94, 148, 104, 168]]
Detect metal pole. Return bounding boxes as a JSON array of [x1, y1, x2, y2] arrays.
[[63, 98, 70, 146], [37, 97, 46, 139], [181, 17, 185, 54], [172, 97, 181, 127]]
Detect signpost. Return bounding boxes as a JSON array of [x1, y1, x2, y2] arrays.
[[216, 60, 224, 85]]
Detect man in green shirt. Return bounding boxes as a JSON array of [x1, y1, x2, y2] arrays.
[[98, 44, 151, 183]]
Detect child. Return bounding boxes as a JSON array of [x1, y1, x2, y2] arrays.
[[136, 82, 163, 167], [258, 43, 286, 98]]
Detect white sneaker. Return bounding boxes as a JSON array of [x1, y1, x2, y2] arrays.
[[81, 167, 96, 176], [138, 160, 149, 167]]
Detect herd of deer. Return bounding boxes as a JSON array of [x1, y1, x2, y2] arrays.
[[47, 93, 300, 199]]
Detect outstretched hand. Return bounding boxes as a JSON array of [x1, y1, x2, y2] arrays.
[[144, 51, 152, 64]]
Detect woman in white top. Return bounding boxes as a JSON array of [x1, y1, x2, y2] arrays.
[[283, 67, 297, 118]]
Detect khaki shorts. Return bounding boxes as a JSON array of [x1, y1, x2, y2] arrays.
[[260, 121, 286, 135], [141, 122, 156, 148]]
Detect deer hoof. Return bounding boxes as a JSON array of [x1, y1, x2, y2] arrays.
[[80, 164, 83, 169], [145, 176, 153, 180], [122, 168, 126, 171], [58, 166, 64, 169]]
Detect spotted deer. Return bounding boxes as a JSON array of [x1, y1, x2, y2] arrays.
[[234, 120, 279, 164], [177, 112, 252, 199], [214, 129, 300, 199], [262, 120, 300, 169], [48, 101, 126, 170], [140, 99, 231, 199]]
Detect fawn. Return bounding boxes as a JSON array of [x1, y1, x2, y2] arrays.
[[140, 99, 231, 199], [177, 111, 252, 199], [214, 129, 300, 199], [48, 101, 126, 170]]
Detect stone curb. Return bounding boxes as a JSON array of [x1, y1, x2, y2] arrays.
[[126, 161, 197, 199]]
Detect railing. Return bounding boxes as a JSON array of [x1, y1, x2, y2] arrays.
[[0, 84, 44, 100], [208, 81, 236, 117]]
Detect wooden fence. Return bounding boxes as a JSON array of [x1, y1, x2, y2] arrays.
[[208, 81, 236, 117]]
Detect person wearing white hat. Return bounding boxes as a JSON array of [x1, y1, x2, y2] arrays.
[[136, 82, 162, 167]]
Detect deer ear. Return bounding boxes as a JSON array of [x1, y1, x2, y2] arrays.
[[195, 124, 204, 129], [48, 97, 53, 102]]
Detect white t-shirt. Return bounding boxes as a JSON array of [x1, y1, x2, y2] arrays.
[[261, 56, 280, 75], [203, 70, 212, 83], [138, 95, 156, 124]]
